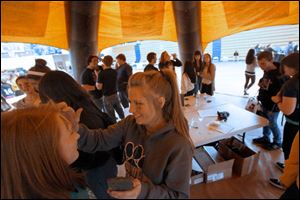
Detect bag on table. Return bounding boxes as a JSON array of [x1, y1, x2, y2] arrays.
[[245, 96, 263, 114]]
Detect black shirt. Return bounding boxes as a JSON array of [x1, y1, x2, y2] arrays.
[[257, 62, 286, 111], [144, 64, 158, 72], [98, 68, 118, 96], [70, 102, 113, 170], [81, 68, 102, 99], [281, 76, 299, 122], [158, 58, 182, 70]]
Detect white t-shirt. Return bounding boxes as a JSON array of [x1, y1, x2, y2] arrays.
[[181, 73, 194, 94], [245, 59, 257, 74]]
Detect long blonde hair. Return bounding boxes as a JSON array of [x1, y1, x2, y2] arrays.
[[1, 104, 84, 199], [128, 69, 194, 149], [159, 51, 171, 64]]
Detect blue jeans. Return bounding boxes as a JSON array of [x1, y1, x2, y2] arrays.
[[194, 75, 202, 95], [262, 108, 281, 144], [103, 93, 125, 123], [118, 89, 129, 108]]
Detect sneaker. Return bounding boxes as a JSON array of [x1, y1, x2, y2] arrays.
[[269, 178, 286, 190], [262, 142, 282, 151], [271, 142, 282, 150], [261, 142, 275, 150], [253, 137, 270, 145], [275, 162, 285, 172]]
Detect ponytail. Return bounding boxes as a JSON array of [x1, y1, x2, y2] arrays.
[[160, 69, 195, 149]]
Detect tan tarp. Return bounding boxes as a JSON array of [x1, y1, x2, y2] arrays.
[[1, 1, 299, 52]]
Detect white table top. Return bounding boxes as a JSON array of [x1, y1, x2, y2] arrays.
[[183, 99, 269, 147], [183, 94, 226, 110]]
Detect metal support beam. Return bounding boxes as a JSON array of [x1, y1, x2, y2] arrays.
[[65, 1, 100, 81], [173, 1, 202, 64]]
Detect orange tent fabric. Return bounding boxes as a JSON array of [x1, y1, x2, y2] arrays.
[[1, 1, 299, 52]]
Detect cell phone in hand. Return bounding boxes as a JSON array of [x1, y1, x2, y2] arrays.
[[107, 177, 133, 191]]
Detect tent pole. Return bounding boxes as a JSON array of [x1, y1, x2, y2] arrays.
[[65, 1, 100, 81]]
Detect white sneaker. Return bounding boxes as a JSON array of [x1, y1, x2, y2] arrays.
[[269, 178, 286, 190]]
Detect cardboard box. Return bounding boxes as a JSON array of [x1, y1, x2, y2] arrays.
[[218, 137, 260, 176], [193, 146, 234, 183], [190, 157, 204, 185], [190, 170, 204, 185]]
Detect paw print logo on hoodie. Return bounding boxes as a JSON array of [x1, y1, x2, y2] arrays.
[[124, 142, 145, 179]]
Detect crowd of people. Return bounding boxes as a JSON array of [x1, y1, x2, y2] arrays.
[[1, 49, 299, 199]]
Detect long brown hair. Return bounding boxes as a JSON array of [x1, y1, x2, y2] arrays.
[[203, 53, 213, 74], [1, 104, 84, 199], [128, 69, 194, 149], [245, 49, 255, 65]]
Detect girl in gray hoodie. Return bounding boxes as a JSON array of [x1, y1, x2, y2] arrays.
[[77, 69, 194, 199]]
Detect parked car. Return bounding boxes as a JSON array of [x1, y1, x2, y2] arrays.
[[1, 81, 15, 99]]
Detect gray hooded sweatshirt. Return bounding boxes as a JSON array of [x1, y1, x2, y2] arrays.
[[78, 115, 193, 199]]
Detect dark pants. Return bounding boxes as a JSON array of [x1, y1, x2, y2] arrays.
[[118, 89, 129, 108], [280, 182, 299, 199], [201, 83, 213, 96], [92, 97, 104, 112], [85, 156, 117, 199], [282, 121, 298, 160], [244, 74, 256, 90], [103, 93, 125, 123]]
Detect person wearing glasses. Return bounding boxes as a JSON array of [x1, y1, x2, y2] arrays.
[[73, 69, 194, 199]]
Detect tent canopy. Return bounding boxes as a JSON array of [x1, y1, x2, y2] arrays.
[[1, 1, 299, 52]]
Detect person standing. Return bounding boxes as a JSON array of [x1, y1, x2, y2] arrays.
[[269, 132, 299, 199], [234, 50, 239, 61], [39, 70, 120, 199], [144, 52, 158, 72], [73, 69, 194, 198], [181, 61, 196, 96], [200, 53, 216, 96], [26, 59, 51, 93], [271, 52, 299, 172], [98, 56, 125, 123], [158, 51, 182, 70], [81, 55, 104, 112], [193, 50, 203, 96], [252, 51, 287, 150], [116, 54, 132, 109], [244, 49, 258, 95]]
